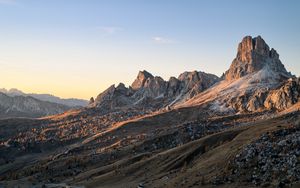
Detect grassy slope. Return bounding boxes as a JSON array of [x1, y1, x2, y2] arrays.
[[72, 112, 299, 188]]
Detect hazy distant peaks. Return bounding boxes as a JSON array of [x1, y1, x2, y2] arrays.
[[0, 88, 25, 96], [0, 88, 88, 107]]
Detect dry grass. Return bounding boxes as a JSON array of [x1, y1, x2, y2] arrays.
[[71, 112, 299, 188]]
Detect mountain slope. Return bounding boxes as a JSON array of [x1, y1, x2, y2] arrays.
[[0, 88, 88, 107], [0, 93, 71, 118], [77, 112, 300, 188]]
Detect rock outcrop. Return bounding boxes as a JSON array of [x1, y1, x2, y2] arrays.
[[91, 70, 220, 111], [264, 77, 300, 110], [221, 36, 298, 112], [89, 97, 95, 105], [93, 83, 133, 110], [131, 70, 154, 90], [177, 71, 220, 97], [181, 36, 297, 114], [224, 36, 292, 81], [223, 77, 300, 112]]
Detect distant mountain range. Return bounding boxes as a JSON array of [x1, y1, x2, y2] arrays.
[[0, 88, 88, 118], [0, 88, 88, 107], [0, 92, 72, 118]]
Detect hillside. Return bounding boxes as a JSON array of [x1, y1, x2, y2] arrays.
[[0, 88, 88, 107], [0, 93, 71, 118]]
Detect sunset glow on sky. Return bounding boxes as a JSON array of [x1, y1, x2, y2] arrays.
[[1, 0, 300, 99]]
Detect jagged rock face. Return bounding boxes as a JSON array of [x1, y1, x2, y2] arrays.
[[89, 97, 95, 105], [166, 77, 181, 97], [178, 71, 220, 97], [141, 76, 167, 97], [225, 36, 291, 81], [92, 70, 220, 111], [215, 36, 297, 113], [180, 36, 297, 115], [93, 84, 133, 110], [224, 77, 300, 113], [131, 70, 154, 90], [264, 78, 300, 110]]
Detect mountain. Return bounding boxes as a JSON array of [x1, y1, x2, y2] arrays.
[[0, 92, 71, 118], [0, 88, 25, 96], [90, 70, 220, 111], [180, 36, 298, 114], [90, 35, 297, 115], [0, 88, 88, 107], [224, 36, 292, 81], [0, 35, 299, 188]]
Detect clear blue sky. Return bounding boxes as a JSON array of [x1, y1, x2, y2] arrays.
[[0, 0, 299, 99]]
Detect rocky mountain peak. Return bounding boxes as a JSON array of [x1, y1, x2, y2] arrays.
[[0, 88, 25, 96], [116, 83, 126, 90], [236, 35, 269, 62], [225, 35, 291, 81], [91, 69, 220, 111], [131, 70, 154, 90], [94, 84, 116, 104], [89, 97, 95, 105]]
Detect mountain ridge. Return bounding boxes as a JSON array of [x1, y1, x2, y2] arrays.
[[0, 88, 88, 107], [90, 69, 220, 111], [90, 35, 297, 116], [0, 92, 72, 118]]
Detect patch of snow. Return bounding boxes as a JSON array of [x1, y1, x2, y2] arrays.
[[169, 93, 183, 106], [133, 96, 145, 105]]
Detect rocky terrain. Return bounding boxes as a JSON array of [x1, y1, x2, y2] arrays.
[[0, 35, 299, 188], [180, 36, 299, 114], [228, 124, 300, 187], [224, 36, 292, 81], [90, 70, 220, 111]]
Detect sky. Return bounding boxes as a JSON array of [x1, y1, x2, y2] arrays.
[[0, 0, 299, 99]]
